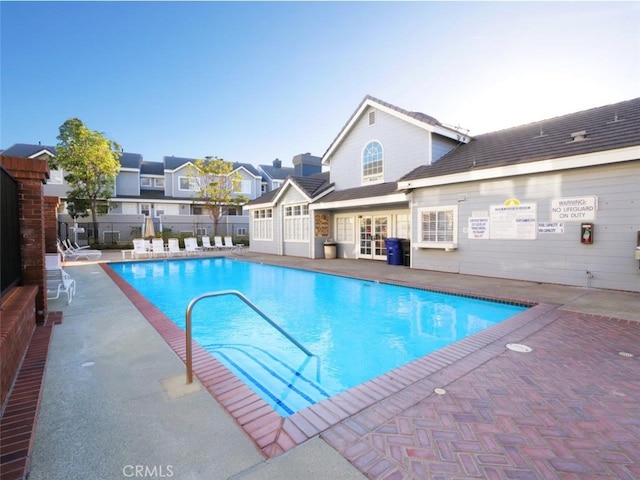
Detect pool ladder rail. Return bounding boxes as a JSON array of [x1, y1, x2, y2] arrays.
[[185, 290, 317, 384]]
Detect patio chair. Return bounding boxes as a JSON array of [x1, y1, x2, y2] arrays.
[[64, 239, 92, 251], [132, 238, 151, 259], [201, 236, 217, 251], [184, 237, 203, 256], [57, 241, 102, 262], [46, 264, 76, 304], [151, 238, 167, 257], [214, 236, 229, 250], [224, 236, 244, 252], [167, 238, 185, 257]]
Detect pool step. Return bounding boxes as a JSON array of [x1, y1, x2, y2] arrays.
[[206, 343, 329, 416]]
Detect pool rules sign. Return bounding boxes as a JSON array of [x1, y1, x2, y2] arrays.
[[550, 196, 598, 222]]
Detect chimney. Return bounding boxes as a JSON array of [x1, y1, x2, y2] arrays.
[[273, 158, 281, 168]]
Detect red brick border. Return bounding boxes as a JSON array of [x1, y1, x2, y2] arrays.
[[0, 312, 62, 480]]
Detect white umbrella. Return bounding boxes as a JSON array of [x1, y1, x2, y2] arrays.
[[143, 216, 155, 238]]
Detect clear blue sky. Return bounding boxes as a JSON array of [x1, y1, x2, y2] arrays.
[[2, 1, 639, 167]]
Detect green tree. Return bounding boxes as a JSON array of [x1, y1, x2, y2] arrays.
[[52, 118, 122, 243], [187, 157, 247, 235]]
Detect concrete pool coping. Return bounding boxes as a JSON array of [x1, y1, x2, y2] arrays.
[[8, 249, 639, 479]]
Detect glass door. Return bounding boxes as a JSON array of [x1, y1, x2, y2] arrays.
[[359, 216, 388, 260]]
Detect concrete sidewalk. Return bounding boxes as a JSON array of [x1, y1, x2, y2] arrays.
[[27, 251, 639, 479]]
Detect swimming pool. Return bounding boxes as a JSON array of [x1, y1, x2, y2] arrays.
[[110, 258, 527, 416]]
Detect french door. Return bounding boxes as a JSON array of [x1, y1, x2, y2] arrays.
[[359, 216, 389, 260]]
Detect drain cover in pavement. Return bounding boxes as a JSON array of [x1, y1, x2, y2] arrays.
[[506, 343, 532, 353]]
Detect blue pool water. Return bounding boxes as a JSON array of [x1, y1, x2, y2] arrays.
[[110, 258, 527, 416]]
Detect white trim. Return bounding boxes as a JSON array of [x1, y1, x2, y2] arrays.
[[416, 204, 458, 250], [398, 146, 640, 190], [27, 148, 56, 158]]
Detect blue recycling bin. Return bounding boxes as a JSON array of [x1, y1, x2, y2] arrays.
[[384, 238, 404, 265]]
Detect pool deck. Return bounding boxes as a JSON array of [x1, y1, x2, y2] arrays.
[[2, 249, 639, 479]]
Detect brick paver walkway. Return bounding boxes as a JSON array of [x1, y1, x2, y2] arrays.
[[322, 311, 640, 479]]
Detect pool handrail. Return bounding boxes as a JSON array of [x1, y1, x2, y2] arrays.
[[185, 289, 314, 384]]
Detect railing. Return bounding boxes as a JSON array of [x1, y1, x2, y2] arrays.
[[185, 290, 315, 384], [1, 166, 21, 295]]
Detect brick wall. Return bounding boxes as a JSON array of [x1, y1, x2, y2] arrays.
[[0, 286, 38, 407], [0, 155, 50, 323]]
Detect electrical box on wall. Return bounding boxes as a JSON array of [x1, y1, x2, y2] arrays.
[[581, 223, 594, 244]]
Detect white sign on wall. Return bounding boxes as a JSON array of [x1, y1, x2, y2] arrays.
[[538, 222, 565, 234], [489, 203, 537, 240], [550, 196, 597, 222], [468, 217, 490, 239]]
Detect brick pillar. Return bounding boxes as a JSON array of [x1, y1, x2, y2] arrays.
[[0, 155, 50, 323], [44, 196, 61, 253]]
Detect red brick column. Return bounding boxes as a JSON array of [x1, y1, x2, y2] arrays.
[[0, 155, 50, 323], [44, 196, 61, 253]]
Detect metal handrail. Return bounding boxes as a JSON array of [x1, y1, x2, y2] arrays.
[[185, 290, 314, 384]]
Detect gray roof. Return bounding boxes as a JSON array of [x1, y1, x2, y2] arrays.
[[1, 143, 56, 157], [118, 152, 143, 169], [246, 172, 332, 206], [140, 161, 164, 175], [401, 97, 640, 182], [260, 164, 295, 181], [162, 156, 260, 176], [317, 181, 401, 203]]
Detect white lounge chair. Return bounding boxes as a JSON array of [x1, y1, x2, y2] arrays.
[[46, 257, 76, 304], [201, 236, 217, 251], [167, 238, 184, 257], [214, 236, 229, 250], [152, 238, 167, 257], [184, 237, 203, 256], [57, 241, 102, 261], [132, 238, 151, 259]]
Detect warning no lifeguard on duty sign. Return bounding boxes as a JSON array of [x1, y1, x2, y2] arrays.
[[550, 196, 597, 222]]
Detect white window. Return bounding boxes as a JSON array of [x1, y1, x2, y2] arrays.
[[179, 176, 198, 191], [236, 227, 247, 236], [140, 204, 150, 216], [48, 168, 64, 185], [140, 177, 152, 187], [155, 209, 165, 218], [284, 204, 309, 242], [362, 141, 383, 184], [418, 205, 458, 248], [252, 208, 273, 240], [335, 216, 354, 243], [155, 178, 165, 188], [396, 214, 410, 240]]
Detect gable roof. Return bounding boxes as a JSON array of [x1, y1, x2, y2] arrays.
[[321, 95, 470, 164], [162, 155, 260, 176], [245, 172, 332, 207], [2, 143, 56, 158], [400, 97, 640, 186]]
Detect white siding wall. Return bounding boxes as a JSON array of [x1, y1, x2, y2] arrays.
[[329, 109, 432, 190], [410, 162, 640, 292]]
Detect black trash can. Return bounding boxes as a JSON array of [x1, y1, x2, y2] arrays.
[[401, 240, 411, 266], [384, 238, 404, 265]]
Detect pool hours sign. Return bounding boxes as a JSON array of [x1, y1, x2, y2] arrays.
[[550, 196, 597, 221]]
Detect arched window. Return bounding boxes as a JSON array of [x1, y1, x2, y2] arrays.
[[362, 141, 383, 183]]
